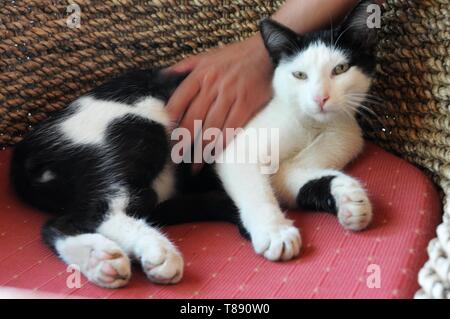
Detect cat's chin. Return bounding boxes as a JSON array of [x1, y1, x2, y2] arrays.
[[307, 111, 335, 123]]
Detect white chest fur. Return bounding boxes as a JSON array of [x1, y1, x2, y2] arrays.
[[222, 95, 359, 171]]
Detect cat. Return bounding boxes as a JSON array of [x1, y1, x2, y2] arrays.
[[10, 0, 376, 288]]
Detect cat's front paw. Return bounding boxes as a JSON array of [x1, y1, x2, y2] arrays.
[[332, 176, 372, 231], [141, 242, 184, 285], [251, 220, 301, 261]]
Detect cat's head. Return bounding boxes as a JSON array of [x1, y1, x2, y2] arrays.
[[260, 0, 377, 122]]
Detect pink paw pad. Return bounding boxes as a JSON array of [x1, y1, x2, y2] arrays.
[[343, 211, 353, 219], [101, 263, 118, 276]]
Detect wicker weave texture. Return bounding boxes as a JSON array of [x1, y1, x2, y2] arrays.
[[366, 0, 449, 298], [1, 0, 449, 298], [368, 1, 449, 188], [0, 0, 282, 145]]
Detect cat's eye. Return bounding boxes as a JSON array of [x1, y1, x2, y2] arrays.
[[292, 71, 308, 80], [332, 63, 350, 76]]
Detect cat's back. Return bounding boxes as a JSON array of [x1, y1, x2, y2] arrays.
[[10, 69, 186, 214]]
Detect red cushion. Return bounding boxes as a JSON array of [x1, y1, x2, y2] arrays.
[[0, 142, 441, 298]]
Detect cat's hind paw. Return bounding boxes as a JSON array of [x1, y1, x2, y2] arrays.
[[85, 243, 131, 289], [56, 234, 132, 289], [141, 242, 184, 285]]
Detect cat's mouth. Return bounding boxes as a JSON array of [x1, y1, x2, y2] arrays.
[[306, 103, 341, 122], [308, 110, 332, 122], [313, 104, 334, 115]]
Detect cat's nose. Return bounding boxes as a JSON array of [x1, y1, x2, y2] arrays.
[[314, 95, 330, 110]]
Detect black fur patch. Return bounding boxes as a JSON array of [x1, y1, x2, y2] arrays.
[[91, 69, 187, 104], [296, 176, 337, 214]]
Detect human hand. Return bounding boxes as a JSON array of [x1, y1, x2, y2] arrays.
[[165, 34, 274, 170]]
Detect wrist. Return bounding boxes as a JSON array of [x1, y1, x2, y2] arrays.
[[243, 33, 273, 71]]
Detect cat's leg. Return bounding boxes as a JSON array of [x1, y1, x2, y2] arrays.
[[44, 191, 183, 287], [215, 161, 301, 261], [97, 210, 183, 285], [42, 215, 132, 289], [271, 124, 372, 231], [272, 165, 372, 231]]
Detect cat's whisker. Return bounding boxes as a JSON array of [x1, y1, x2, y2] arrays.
[[344, 103, 386, 130], [347, 101, 384, 115], [333, 24, 352, 47], [344, 98, 375, 107], [358, 116, 384, 132], [347, 102, 376, 114], [343, 109, 381, 131], [347, 98, 385, 106], [349, 92, 383, 99], [344, 95, 385, 108], [341, 107, 356, 121], [344, 102, 376, 119], [346, 93, 385, 104], [345, 102, 379, 119], [345, 94, 383, 102], [343, 92, 382, 100], [329, 13, 335, 48]]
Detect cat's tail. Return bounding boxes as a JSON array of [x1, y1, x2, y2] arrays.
[[150, 192, 250, 238]]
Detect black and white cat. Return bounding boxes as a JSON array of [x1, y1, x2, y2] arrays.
[[11, 1, 376, 288]]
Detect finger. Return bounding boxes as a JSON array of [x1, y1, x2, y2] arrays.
[[179, 87, 217, 147], [201, 93, 234, 163], [165, 73, 201, 124], [181, 90, 217, 173], [165, 55, 201, 74], [220, 98, 254, 150]]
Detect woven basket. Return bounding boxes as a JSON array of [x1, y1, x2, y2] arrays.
[[0, 0, 449, 298]]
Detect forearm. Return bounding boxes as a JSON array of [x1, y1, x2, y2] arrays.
[[272, 0, 359, 34], [244, 0, 360, 65]]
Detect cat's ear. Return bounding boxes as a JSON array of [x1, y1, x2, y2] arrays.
[[337, 0, 378, 51], [259, 18, 299, 65]]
